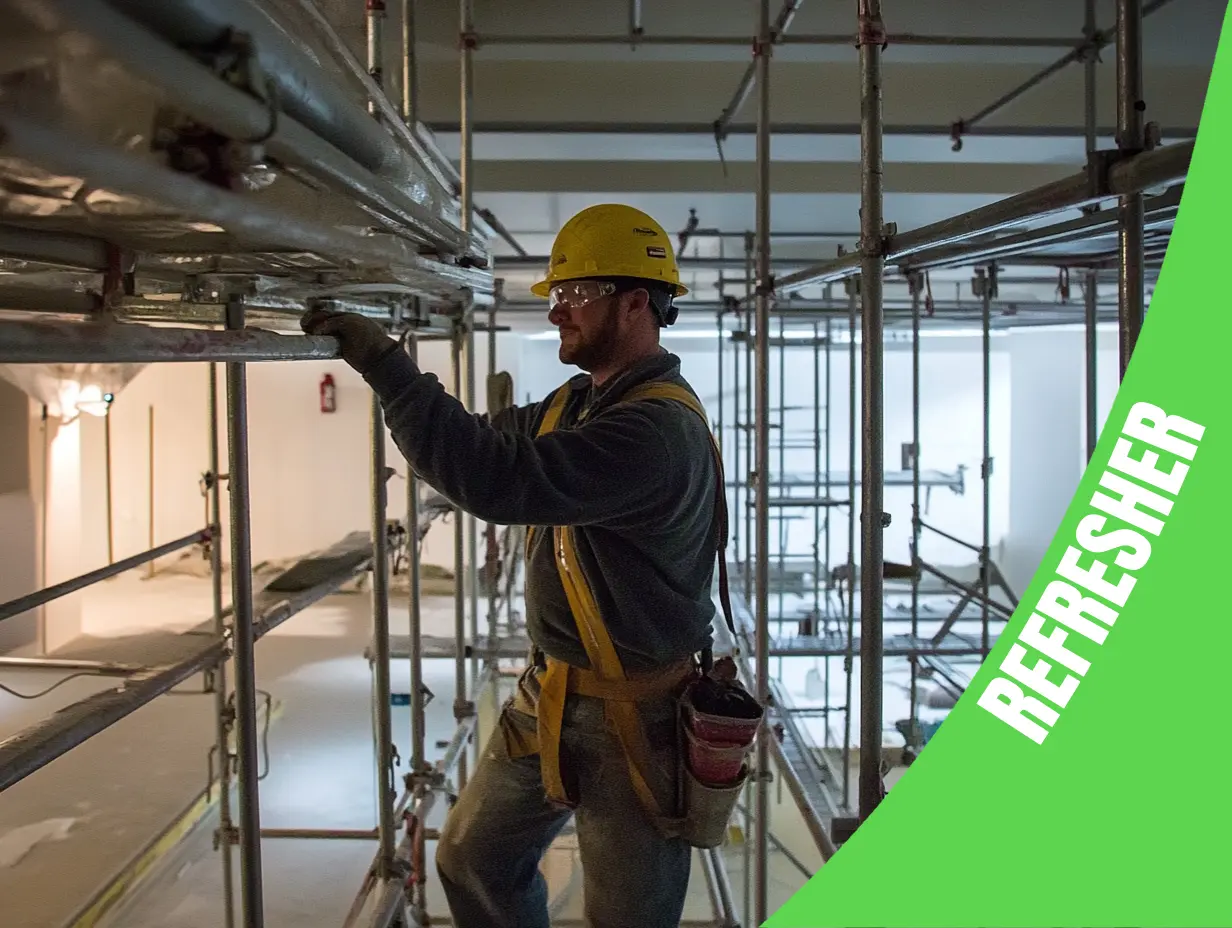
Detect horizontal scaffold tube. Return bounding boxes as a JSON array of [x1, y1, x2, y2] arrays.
[[0, 529, 211, 623], [109, 0, 430, 196], [62, 0, 470, 255], [0, 111, 494, 302], [0, 638, 226, 793], [0, 320, 342, 364], [0, 537, 377, 793], [470, 32, 1079, 48], [777, 139, 1193, 292]]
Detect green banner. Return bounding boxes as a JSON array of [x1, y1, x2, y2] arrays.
[[768, 11, 1232, 928]]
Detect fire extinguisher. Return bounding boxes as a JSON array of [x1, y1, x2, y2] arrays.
[[320, 374, 337, 414]]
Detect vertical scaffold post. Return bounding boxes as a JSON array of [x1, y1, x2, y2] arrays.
[[460, 0, 480, 720], [752, 0, 773, 922], [1083, 0, 1100, 461], [224, 297, 265, 928], [732, 301, 741, 571], [366, 0, 386, 117], [400, 0, 418, 124], [405, 328, 429, 920], [488, 281, 502, 640], [451, 317, 470, 793], [1116, 0, 1146, 379], [744, 231, 755, 595], [908, 272, 922, 729], [456, 0, 476, 793], [208, 362, 236, 928], [371, 391, 396, 879], [823, 301, 833, 735], [977, 266, 994, 659], [856, 0, 887, 824], [842, 276, 856, 812]]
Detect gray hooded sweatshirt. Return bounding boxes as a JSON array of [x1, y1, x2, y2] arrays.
[[363, 346, 719, 673]]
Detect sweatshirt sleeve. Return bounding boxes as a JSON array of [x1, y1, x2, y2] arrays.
[[363, 348, 675, 527]]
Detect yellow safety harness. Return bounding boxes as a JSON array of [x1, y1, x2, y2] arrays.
[[505, 377, 736, 835]]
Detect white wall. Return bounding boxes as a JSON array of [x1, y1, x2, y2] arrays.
[[518, 332, 1013, 573], [0, 380, 39, 653], [79, 331, 522, 586]]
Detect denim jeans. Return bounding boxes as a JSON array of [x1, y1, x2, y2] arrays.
[[435, 691, 692, 928]]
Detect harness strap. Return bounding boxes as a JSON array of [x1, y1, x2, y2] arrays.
[[519, 376, 735, 829], [523, 382, 572, 559]]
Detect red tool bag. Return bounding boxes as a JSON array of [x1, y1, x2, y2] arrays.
[[680, 656, 763, 786]]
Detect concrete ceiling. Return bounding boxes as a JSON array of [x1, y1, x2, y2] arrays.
[[329, 0, 1224, 319]]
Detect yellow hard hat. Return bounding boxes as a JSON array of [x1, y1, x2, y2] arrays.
[[530, 203, 690, 299]]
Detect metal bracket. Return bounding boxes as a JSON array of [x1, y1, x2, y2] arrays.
[[905, 270, 925, 298], [860, 511, 892, 528], [971, 265, 999, 300], [949, 119, 965, 153], [855, 2, 888, 50], [452, 699, 475, 721], [1085, 148, 1120, 201], [216, 825, 240, 849]]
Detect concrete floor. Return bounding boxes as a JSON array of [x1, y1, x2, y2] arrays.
[[1, 569, 875, 927]]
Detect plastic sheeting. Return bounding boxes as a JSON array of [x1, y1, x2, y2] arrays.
[[0, 362, 145, 420]]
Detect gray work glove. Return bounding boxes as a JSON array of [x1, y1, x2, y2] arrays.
[[300, 309, 400, 374]]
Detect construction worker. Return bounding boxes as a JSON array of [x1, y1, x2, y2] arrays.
[[301, 204, 721, 928]]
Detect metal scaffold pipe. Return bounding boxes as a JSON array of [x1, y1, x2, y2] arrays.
[[752, 0, 773, 922], [909, 276, 922, 732], [1084, 0, 1100, 461], [451, 320, 470, 793], [856, 0, 887, 824], [370, 393, 396, 879], [715, 0, 802, 142], [743, 232, 755, 596], [208, 362, 236, 928], [842, 280, 856, 810], [223, 298, 265, 928], [466, 308, 479, 698], [406, 333, 426, 776], [775, 138, 1191, 293], [949, 0, 1177, 145], [980, 269, 993, 659], [461, 0, 476, 235], [0, 529, 208, 623], [1117, 0, 1147, 378], [363, 10, 398, 877], [404, 329, 429, 920], [0, 321, 342, 365], [471, 31, 1080, 49], [460, 0, 480, 782], [401, 0, 418, 123]]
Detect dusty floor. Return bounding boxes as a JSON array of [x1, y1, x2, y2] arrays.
[[1, 571, 829, 927]]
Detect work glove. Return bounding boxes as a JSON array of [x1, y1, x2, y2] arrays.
[[300, 309, 400, 375]]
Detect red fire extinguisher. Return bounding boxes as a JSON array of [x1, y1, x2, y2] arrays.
[[320, 373, 337, 413]]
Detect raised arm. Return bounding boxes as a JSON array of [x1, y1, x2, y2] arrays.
[[363, 348, 676, 527]]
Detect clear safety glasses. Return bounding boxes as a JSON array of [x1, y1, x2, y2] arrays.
[[547, 280, 616, 312]]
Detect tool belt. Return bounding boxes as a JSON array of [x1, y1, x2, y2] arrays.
[[497, 378, 761, 849]]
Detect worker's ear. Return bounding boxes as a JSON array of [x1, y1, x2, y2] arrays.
[[623, 287, 651, 320]]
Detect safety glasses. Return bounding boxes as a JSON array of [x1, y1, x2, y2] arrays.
[[547, 280, 616, 311]]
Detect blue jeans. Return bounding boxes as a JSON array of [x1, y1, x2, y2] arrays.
[[435, 692, 692, 928]]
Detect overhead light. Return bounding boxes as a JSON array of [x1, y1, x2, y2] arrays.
[[64, 383, 114, 419]]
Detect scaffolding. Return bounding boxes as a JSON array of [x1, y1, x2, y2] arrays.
[[0, 1, 1193, 927]]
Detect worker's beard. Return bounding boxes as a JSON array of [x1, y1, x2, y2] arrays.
[[559, 303, 622, 371]]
